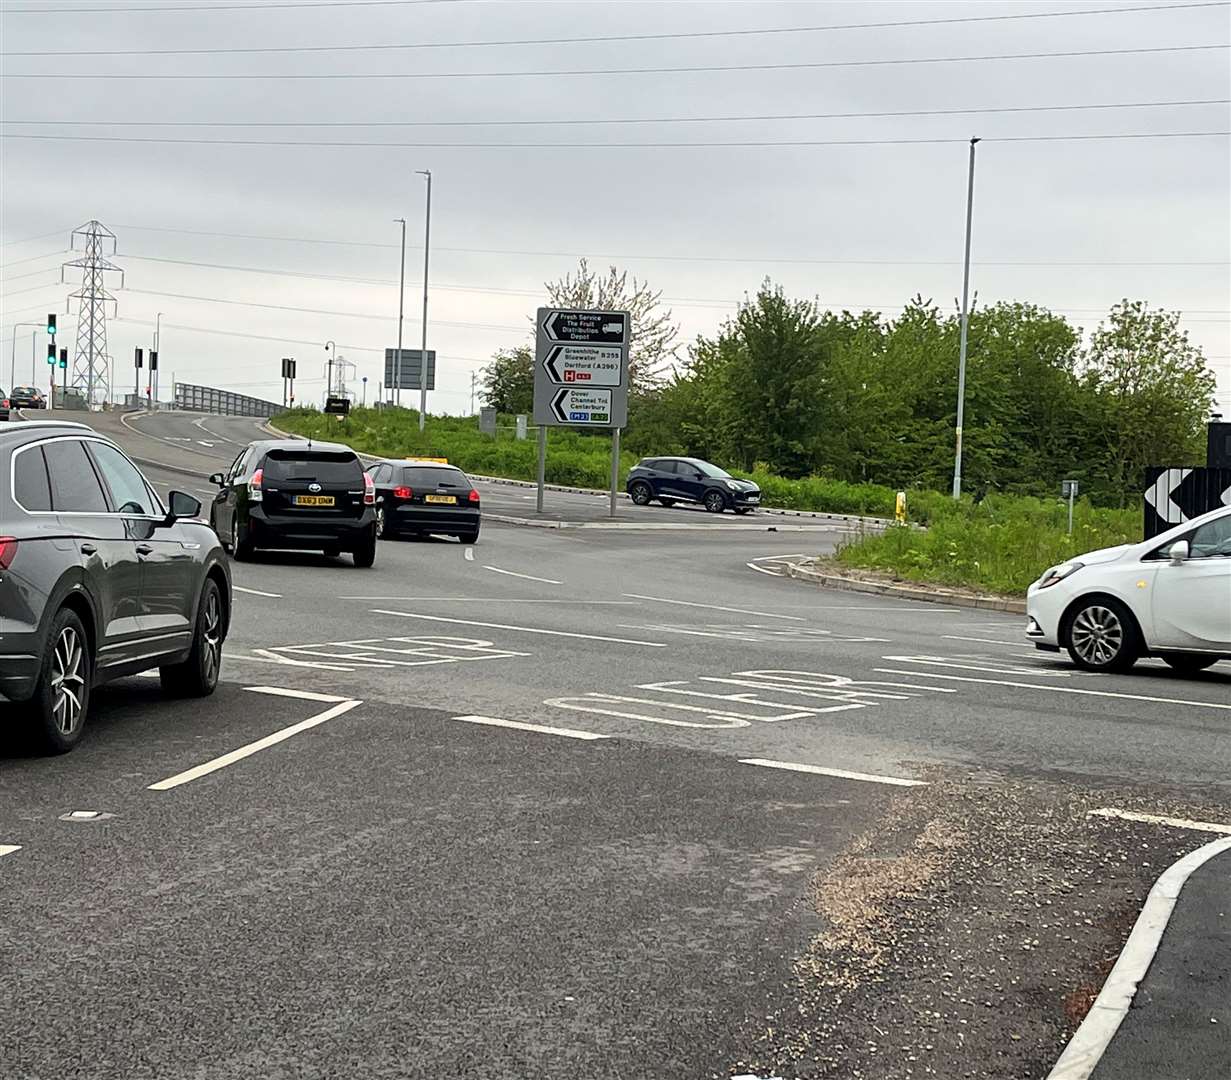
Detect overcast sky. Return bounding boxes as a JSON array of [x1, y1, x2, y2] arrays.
[[2, 0, 1228, 417]]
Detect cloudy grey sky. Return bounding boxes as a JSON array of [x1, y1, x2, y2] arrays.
[[2, 0, 1228, 416]]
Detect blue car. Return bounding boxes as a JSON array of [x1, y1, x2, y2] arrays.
[[626, 457, 761, 514]]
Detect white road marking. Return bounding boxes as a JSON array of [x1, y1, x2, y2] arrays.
[[745, 552, 808, 578], [0, 844, 22, 859], [148, 696, 361, 790], [882, 653, 1072, 677], [484, 565, 563, 585], [193, 415, 244, 445], [546, 693, 754, 729], [740, 758, 926, 787], [623, 593, 805, 621], [454, 715, 608, 741], [1087, 808, 1231, 835], [464, 547, 475, 561], [747, 561, 786, 577], [339, 596, 633, 604], [226, 649, 356, 672], [244, 685, 352, 703], [371, 609, 666, 647], [943, 634, 1034, 649], [233, 585, 283, 598], [875, 667, 1231, 711]]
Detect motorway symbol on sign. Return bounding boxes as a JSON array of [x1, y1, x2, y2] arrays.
[[551, 386, 612, 424], [542, 344, 623, 387], [540, 309, 628, 345]]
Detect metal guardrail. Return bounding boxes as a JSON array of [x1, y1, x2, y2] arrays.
[[174, 382, 283, 418]]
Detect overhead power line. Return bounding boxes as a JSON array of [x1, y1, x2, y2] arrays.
[[0, 247, 68, 268], [116, 240, 1231, 270], [2, 0, 467, 13], [4, 130, 1227, 149], [4, 43, 1225, 79], [7, 99, 1226, 129], [4, 3, 1223, 56]]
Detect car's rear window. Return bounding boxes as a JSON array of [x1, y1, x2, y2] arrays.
[[262, 450, 363, 485], [399, 466, 470, 488]]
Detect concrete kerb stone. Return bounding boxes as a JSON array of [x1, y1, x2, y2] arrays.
[[784, 560, 1027, 615]]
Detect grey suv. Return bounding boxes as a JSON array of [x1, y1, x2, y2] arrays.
[[0, 421, 231, 753]]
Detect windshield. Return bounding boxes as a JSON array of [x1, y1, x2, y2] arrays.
[[263, 450, 362, 484], [692, 460, 731, 479], [399, 466, 469, 488]]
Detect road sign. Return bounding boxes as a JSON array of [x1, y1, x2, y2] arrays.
[[533, 307, 629, 428], [542, 344, 622, 386], [539, 309, 627, 346], [1143, 465, 1231, 538], [385, 348, 435, 391]]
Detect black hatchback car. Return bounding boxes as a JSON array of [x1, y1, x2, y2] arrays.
[[208, 439, 378, 566], [0, 420, 231, 753], [9, 386, 46, 409], [626, 457, 761, 514], [370, 459, 481, 543]]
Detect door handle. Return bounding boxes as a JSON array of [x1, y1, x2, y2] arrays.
[[80, 543, 97, 556], [136, 543, 154, 556]]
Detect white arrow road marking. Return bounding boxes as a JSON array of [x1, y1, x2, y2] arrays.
[[148, 692, 361, 790], [454, 715, 608, 741], [1144, 467, 1192, 524], [623, 593, 805, 621], [545, 694, 754, 729], [371, 609, 666, 647]]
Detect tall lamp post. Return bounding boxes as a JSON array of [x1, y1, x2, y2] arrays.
[[416, 169, 432, 432], [325, 340, 336, 399], [10, 322, 42, 388], [153, 312, 163, 405], [394, 217, 406, 407], [951, 137, 980, 500]]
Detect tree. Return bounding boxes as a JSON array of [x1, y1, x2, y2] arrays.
[[480, 345, 533, 414], [546, 259, 679, 392], [1082, 300, 1216, 504]]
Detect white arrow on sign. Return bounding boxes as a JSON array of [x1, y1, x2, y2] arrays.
[[542, 344, 622, 386], [1144, 467, 1192, 524], [550, 386, 612, 424]]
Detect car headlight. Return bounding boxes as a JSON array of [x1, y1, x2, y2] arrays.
[[724, 479, 740, 490], [1037, 561, 1085, 589]]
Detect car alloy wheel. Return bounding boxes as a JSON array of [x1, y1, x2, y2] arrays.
[[1070, 604, 1124, 667], [51, 624, 86, 737], [630, 482, 652, 506], [201, 588, 222, 686], [704, 490, 727, 513]]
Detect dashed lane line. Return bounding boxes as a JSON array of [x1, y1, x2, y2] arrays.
[[740, 758, 926, 788], [483, 565, 563, 585], [233, 585, 283, 598], [1088, 808, 1231, 835], [464, 547, 475, 562], [148, 690, 362, 790], [453, 715, 609, 741], [370, 609, 667, 648]]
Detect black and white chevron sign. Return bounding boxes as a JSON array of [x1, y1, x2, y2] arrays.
[[1143, 466, 1231, 539]]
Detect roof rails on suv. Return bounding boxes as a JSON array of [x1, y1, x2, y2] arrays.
[[0, 419, 93, 434]]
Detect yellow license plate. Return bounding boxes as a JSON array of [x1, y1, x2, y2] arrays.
[[293, 495, 335, 507], [424, 494, 457, 505]]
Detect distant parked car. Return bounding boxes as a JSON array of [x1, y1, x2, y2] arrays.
[[1027, 504, 1231, 673], [0, 420, 231, 752], [9, 386, 45, 409], [626, 457, 761, 514], [370, 459, 481, 544], [208, 439, 378, 566], [0, 389, 9, 422]]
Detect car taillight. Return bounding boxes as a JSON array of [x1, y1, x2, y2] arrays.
[[363, 472, 376, 505], [392, 486, 413, 499], [0, 537, 17, 571], [249, 467, 263, 503], [1, 399, 8, 408], [468, 489, 480, 504]]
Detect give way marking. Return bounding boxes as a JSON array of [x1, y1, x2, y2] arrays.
[[147, 687, 361, 791], [0, 844, 22, 859]]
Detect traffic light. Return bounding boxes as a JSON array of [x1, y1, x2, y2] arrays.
[[149, 350, 158, 372], [47, 313, 57, 336], [135, 347, 143, 369], [46, 343, 56, 366], [58, 348, 68, 369]]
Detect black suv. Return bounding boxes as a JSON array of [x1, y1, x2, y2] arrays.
[[0, 420, 231, 752], [626, 457, 761, 514], [208, 439, 378, 566]]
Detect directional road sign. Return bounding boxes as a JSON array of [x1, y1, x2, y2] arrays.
[[534, 307, 629, 428]]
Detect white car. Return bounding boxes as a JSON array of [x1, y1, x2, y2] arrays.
[[1026, 505, 1231, 673]]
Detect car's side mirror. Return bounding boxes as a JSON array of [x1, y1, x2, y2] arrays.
[[209, 472, 226, 486], [160, 490, 202, 528], [1167, 539, 1190, 564]]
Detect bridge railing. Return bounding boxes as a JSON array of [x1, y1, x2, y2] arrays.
[[174, 382, 283, 418]]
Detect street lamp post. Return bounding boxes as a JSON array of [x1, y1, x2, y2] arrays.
[[362, 376, 368, 408], [395, 217, 406, 407], [416, 169, 432, 432], [325, 340, 336, 399], [951, 137, 980, 501], [153, 312, 163, 406], [10, 322, 42, 388]]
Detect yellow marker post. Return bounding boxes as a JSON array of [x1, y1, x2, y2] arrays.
[[895, 491, 907, 524]]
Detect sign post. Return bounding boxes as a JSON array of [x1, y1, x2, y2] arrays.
[[1061, 479, 1078, 535], [533, 307, 630, 517]]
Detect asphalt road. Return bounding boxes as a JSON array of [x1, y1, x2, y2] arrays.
[[3, 407, 1230, 1079]]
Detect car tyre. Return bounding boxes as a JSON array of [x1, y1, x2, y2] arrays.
[[1065, 597, 1139, 673], [23, 607, 92, 754], [352, 527, 377, 568], [1161, 654, 1219, 674], [458, 526, 480, 545], [376, 504, 396, 540], [629, 482, 652, 506], [230, 516, 254, 561], [161, 579, 224, 698], [703, 490, 728, 514]]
